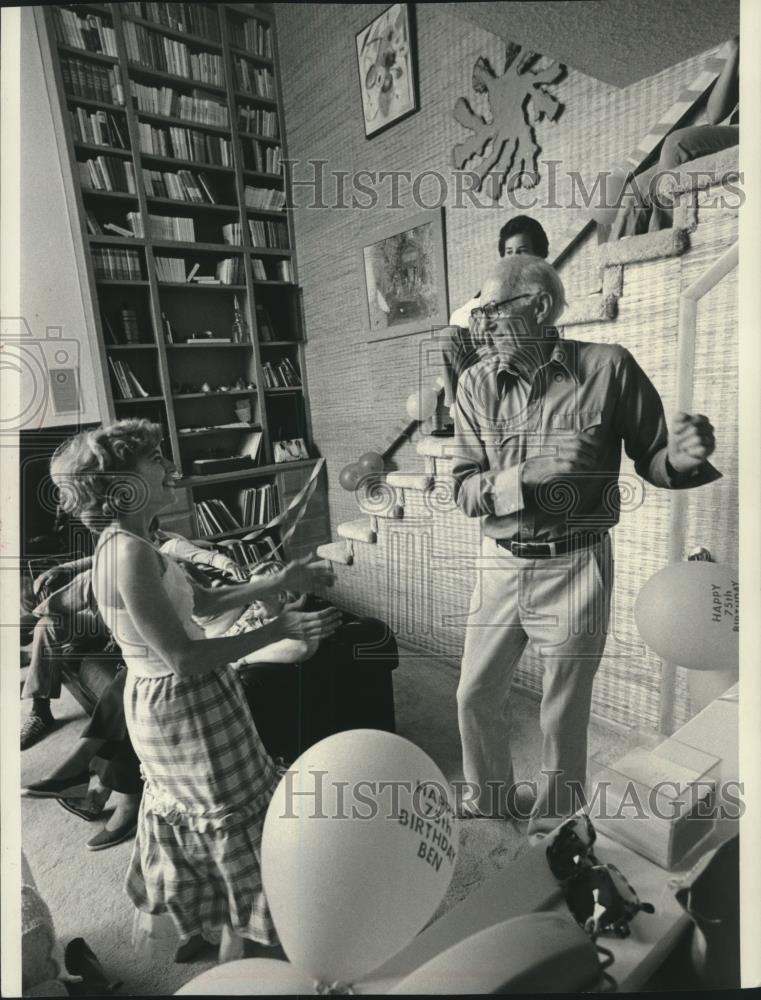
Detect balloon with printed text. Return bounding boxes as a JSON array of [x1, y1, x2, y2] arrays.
[[261, 730, 458, 987], [634, 561, 738, 671]]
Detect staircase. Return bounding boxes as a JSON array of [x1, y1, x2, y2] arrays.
[[317, 152, 738, 735]]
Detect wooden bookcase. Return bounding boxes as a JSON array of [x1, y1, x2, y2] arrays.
[[40, 2, 329, 562]]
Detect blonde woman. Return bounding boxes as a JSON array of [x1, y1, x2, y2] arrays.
[[50, 418, 341, 963]]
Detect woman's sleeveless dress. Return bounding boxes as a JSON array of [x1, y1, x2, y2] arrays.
[[92, 525, 279, 946]]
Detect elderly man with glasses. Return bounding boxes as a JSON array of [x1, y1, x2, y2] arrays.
[[451, 255, 720, 839]]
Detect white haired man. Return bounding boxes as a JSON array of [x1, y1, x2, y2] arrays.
[[451, 256, 720, 838]]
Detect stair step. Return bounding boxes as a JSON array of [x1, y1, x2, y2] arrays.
[[385, 472, 434, 492], [561, 293, 618, 327], [336, 518, 377, 544], [356, 481, 404, 519], [598, 226, 689, 267], [316, 540, 353, 565]]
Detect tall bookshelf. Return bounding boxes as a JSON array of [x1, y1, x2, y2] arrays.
[[41, 2, 329, 563]]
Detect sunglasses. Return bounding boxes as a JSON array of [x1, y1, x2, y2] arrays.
[[546, 814, 655, 940], [470, 293, 534, 323]]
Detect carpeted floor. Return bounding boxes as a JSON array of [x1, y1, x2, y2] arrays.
[[19, 653, 625, 996]]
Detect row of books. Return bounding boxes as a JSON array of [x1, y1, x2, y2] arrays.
[[227, 17, 272, 59], [232, 58, 274, 99], [70, 107, 128, 148], [61, 56, 124, 105], [252, 259, 292, 283], [262, 357, 301, 389], [80, 155, 136, 194], [216, 258, 246, 285], [238, 106, 279, 137], [155, 256, 187, 282], [128, 211, 195, 240], [92, 247, 143, 282], [219, 534, 280, 570], [124, 21, 224, 87], [102, 309, 144, 345], [123, 3, 222, 43], [241, 483, 279, 528], [53, 8, 117, 57], [244, 186, 286, 211], [142, 168, 221, 203], [130, 81, 229, 127], [220, 220, 289, 249], [138, 122, 233, 165], [108, 357, 151, 399], [242, 139, 281, 175]]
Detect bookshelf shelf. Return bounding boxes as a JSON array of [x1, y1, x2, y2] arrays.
[[158, 282, 247, 291], [114, 395, 166, 404], [123, 16, 224, 53], [75, 141, 132, 158], [167, 342, 252, 349], [234, 90, 277, 106], [140, 152, 235, 173], [44, 2, 326, 558], [127, 62, 226, 96], [180, 458, 316, 487], [57, 44, 119, 65], [173, 389, 256, 400]]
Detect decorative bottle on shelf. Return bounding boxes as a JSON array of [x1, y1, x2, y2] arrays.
[[232, 295, 247, 343]]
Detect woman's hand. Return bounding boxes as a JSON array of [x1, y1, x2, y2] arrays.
[[276, 554, 334, 595], [274, 605, 342, 642]]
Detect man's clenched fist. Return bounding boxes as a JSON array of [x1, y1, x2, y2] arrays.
[[667, 412, 716, 473]]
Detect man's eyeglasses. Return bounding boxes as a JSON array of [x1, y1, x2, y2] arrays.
[[470, 293, 533, 323]]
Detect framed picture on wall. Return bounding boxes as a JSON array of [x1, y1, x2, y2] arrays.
[[355, 3, 418, 139], [362, 208, 449, 342]]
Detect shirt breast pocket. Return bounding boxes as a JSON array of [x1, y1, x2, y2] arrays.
[[548, 409, 603, 435]]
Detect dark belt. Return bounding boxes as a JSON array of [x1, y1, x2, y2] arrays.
[[495, 532, 607, 559]]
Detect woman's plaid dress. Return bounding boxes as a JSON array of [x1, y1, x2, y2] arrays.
[[93, 527, 279, 946]]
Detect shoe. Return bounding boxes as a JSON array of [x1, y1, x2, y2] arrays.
[[20, 712, 54, 751], [57, 790, 109, 822], [87, 816, 138, 851], [21, 769, 90, 798]]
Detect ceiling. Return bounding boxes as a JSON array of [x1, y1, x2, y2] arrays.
[[453, 0, 739, 87]]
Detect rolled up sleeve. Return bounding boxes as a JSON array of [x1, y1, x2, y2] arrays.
[[615, 348, 722, 489], [451, 382, 526, 517]]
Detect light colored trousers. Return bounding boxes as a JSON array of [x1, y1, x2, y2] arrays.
[[457, 535, 613, 834]]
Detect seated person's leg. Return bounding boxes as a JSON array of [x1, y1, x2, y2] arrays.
[[20, 617, 62, 748], [648, 124, 740, 231], [609, 165, 657, 240]]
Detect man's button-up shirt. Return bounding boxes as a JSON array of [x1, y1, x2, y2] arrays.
[[451, 339, 721, 542]]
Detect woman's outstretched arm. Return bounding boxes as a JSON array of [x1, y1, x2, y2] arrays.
[[107, 534, 341, 677]]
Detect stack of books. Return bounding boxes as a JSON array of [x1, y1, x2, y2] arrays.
[[215, 258, 246, 285], [124, 22, 224, 87], [52, 8, 117, 56], [194, 499, 241, 536], [243, 186, 286, 211], [240, 482, 279, 526], [232, 58, 274, 98], [79, 156, 136, 193], [138, 122, 232, 165], [129, 212, 196, 241], [70, 108, 128, 148], [242, 139, 281, 175], [130, 82, 229, 127], [124, 3, 221, 42], [238, 106, 279, 137], [61, 56, 124, 105], [108, 357, 150, 399], [142, 168, 220, 203], [262, 357, 301, 389], [155, 257, 187, 282], [92, 247, 142, 281], [227, 16, 272, 58]]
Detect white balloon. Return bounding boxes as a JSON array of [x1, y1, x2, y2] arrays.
[[262, 730, 458, 987], [389, 913, 599, 994], [405, 388, 439, 422], [634, 561, 739, 671], [175, 958, 315, 995]]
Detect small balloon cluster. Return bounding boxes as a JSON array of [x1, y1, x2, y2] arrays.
[[338, 387, 441, 492]]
